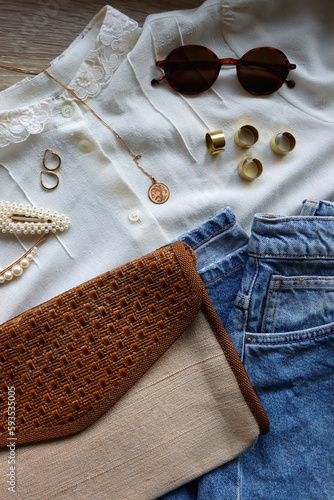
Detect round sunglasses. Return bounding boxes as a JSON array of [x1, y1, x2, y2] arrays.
[[151, 45, 296, 95]]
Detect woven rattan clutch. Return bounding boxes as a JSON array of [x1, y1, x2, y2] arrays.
[[0, 241, 269, 446]]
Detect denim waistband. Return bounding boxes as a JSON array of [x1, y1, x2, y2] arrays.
[[248, 199, 334, 259], [176, 207, 249, 276], [178, 199, 334, 272], [179, 207, 237, 249]]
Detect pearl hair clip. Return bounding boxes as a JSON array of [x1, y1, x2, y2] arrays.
[[0, 201, 70, 234], [0, 201, 70, 284]]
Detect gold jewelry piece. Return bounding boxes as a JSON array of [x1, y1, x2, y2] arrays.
[[40, 170, 60, 191], [43, 70, 170, 204], [0, 63, 39, 75], [148, 183, 170, 204], [270, 132, 296, 155], [205, 130, 225, 155], [41, 149, 61, 190], [0, 234, 47, 284], [43, 149, 61, 171], [0, 201, 70, 234], [237, 157, 263, 181], [0, 62, 169, 204], [0, 201, 70, 284], [234, 125, 259, 148]]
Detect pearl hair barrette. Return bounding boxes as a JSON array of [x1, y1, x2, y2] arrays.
[[0, 201, 70, 234], [0, 201, 70, 284]]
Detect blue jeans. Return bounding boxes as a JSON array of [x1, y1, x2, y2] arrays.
[[160, 199, 334, 500]]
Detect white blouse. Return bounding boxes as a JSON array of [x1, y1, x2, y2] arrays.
[[0, 0, 333, 324]]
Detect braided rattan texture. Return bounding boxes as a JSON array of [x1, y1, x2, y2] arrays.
[[0, 241, 203, 446]]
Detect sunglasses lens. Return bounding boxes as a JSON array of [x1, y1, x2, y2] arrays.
[[164, 45, 220, 94], [238, 47, 290, 95]]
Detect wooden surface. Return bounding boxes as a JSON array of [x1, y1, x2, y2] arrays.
[[0, 0, 203, 90]]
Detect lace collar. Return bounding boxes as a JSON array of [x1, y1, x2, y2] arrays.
[[0, 6, 140, 147]]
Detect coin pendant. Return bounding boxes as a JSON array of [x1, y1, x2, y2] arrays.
[[148, 182, 170, 204]]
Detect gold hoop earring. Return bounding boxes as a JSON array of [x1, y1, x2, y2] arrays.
[[42, 149, 61, 170], [40, 149, 61, 190], [40, 170, 60, 191]]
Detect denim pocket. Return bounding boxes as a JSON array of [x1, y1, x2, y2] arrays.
[[261, 275, 334, 333]]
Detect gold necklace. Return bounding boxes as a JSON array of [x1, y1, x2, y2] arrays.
[[43, 70, 170, 205], [0, 63, 170, 204]]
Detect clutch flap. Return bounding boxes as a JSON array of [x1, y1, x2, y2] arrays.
[[0, 241, 203, 446]]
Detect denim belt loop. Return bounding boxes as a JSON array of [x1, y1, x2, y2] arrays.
[[234, 292, 250, 310], [299, 199, 320, 216]]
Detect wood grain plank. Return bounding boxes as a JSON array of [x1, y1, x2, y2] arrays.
[[0, 0, 203, 90]]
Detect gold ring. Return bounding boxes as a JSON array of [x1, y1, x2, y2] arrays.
[[234, 125, 259, 148], [237, 157, 263, 181], [205, 130, 225, 155], [270, 132, 296, 155]]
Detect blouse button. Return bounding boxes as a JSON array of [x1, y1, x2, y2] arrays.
[[128, 209, 141, 222], [61, 104, 73, 118], [78, 139, 92, 154]]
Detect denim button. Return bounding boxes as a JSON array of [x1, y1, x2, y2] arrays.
[[61, 104, 73, 118]]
